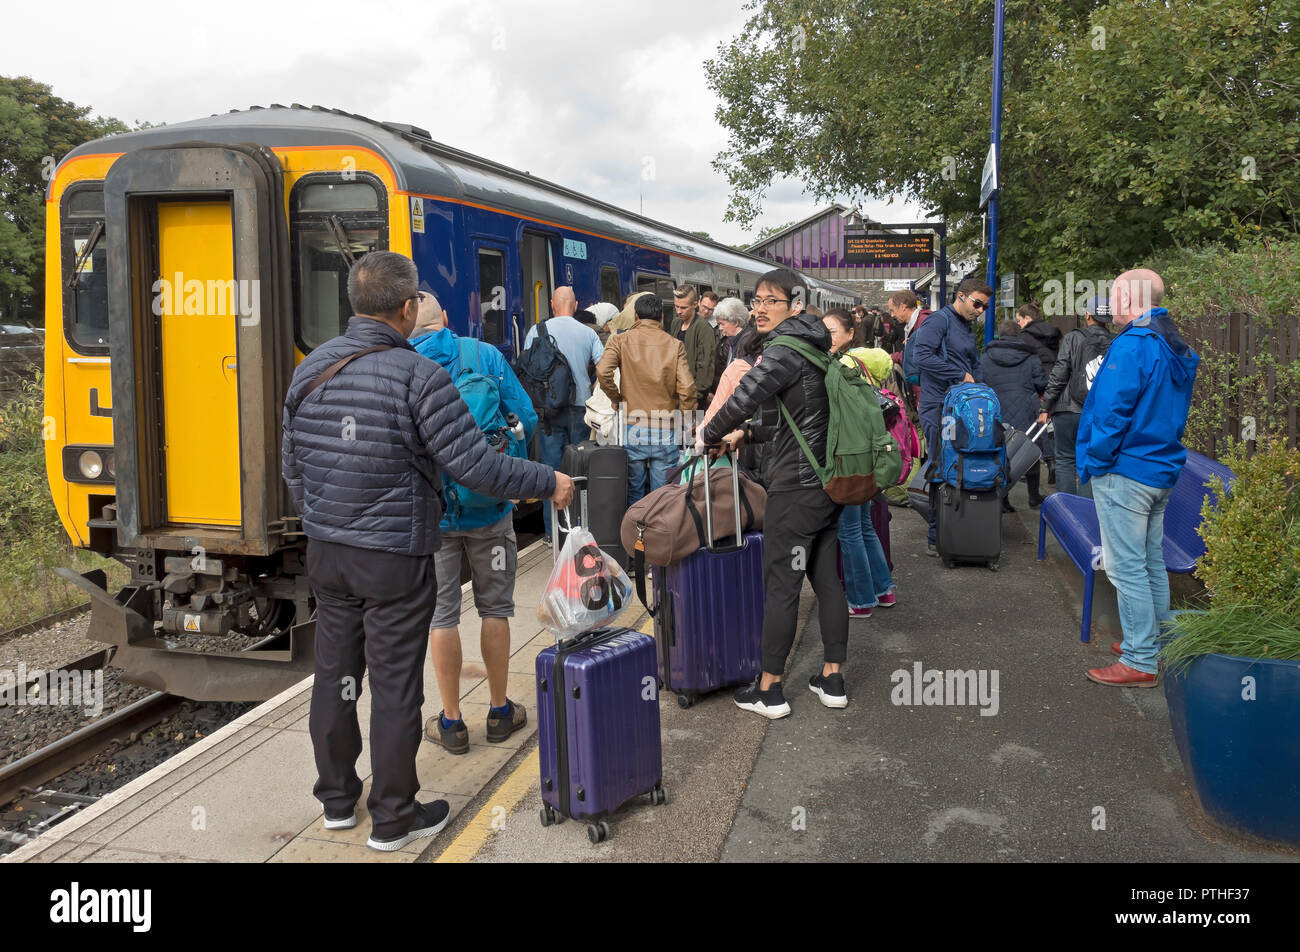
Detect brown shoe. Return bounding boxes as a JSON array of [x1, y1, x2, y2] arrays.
[[485, 699, 527, 743], [425, 712, 469, 754], [1111, 642, 1123, 657], [1086, 662, 1158, 688]]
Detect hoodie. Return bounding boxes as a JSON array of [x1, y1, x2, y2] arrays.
[[1076, 308, 1200, 489], [410, 328, 539, 530], [979, 337, 1047, 432]]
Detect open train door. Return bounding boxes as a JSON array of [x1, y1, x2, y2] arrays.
[[59, 143, 314, 700]]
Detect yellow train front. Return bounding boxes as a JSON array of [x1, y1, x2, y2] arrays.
[[45, 105, 860, 702], [45, 112, 415, 700]]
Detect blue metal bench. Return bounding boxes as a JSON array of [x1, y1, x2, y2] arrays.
[[1036, 450, 1235, 641]]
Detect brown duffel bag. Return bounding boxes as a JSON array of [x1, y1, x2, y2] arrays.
[[619, 457, 766, 568]]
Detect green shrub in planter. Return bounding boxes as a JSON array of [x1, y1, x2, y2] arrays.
[[1193, 438, 1299, 620]]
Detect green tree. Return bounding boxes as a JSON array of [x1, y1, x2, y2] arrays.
[[706, 0, 1300, 298], [751, 220, 798, 245], [0, 76, 128, 323]]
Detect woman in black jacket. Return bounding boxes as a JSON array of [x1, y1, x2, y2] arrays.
[[699, 269, 848, 718], [980, 321, 1047, 510]]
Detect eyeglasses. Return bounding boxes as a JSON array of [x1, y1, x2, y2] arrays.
[[961, 294, 989, 311], [752, 296, 791, 308]]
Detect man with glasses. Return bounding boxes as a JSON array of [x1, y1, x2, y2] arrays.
[[912, 277, 993, 554]]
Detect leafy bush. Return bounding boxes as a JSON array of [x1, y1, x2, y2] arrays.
[[1149, 238, 1300, 456], [0, 378, 125, 628], [1194, 437, 1300, 616]]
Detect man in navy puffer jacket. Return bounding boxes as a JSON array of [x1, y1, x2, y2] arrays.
[[282, 252, 571, 852]]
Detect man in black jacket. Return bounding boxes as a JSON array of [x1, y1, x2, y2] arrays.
[[1037, 296, 1113, 496], [1016, 303, 1062, 481], [981, 322, 1047, 510], [700, 269, 849, 718], [282, 251, 573, 852]]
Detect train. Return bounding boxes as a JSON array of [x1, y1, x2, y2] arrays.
[[44, 104, 860, 701]]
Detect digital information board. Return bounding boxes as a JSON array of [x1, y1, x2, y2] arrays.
[[843, 232, 935, 265]]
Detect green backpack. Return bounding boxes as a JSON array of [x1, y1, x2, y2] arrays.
[[764, 336, 902, 505]]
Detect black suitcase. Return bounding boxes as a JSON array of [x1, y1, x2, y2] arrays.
[[1004, 422, 1050, 490], [933, 483, 1002, 571], [558, 440, 630, 567]]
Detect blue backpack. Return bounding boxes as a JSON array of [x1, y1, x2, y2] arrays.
[[515, 320, 575, 424], [443, 338, 527, 518], [901, 310, 949, 386], [936, 382, 1007, 492]]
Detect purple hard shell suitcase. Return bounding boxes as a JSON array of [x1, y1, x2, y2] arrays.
[[648, 453, 764, 707], [870, 497, 892, 570], [535, 627, 666, 842]]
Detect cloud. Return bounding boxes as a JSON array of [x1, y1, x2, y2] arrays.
[[9, 0, 925, 245]]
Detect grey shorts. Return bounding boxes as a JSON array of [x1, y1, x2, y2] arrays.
[[431, 513, 518, 629]]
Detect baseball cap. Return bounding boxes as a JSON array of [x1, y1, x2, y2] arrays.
[[1083, 295, 1111, 323]]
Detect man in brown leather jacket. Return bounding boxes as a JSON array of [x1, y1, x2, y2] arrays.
[[596, 293, 697, 505]]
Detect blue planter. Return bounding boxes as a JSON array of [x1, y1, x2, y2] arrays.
[[1163, 651, 1300, 846]]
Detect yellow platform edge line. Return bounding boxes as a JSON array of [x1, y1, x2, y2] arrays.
[[434, 748, 541, 863]]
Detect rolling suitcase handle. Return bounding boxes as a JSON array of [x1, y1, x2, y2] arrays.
[[552, 475, 590, 553], [699, 446, 745, 554]]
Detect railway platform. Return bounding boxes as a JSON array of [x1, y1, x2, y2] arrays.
[[4, 490, 1297, 864]]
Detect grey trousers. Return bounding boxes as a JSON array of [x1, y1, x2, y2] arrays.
[[306, 538, 437, 839]]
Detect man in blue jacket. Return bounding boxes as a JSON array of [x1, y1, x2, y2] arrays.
[[282, 252, 572, 852], [913, 277, 992, 552], [409, 291, 539, 756], [1077, 269, 1199, 688]]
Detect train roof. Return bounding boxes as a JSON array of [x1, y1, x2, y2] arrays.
[[62, 104, 859, 301]]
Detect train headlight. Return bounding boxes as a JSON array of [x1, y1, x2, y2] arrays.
[[78, 450, 104, 479]]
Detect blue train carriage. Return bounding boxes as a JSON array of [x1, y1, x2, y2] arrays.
[[45, 104, 857, 701]]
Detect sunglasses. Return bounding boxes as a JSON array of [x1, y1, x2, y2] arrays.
[[961, 294, 989, 311]]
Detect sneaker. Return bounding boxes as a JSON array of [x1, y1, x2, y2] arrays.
[[425, 712, 469, 755], [809, 671, 848, 709], [733, 679, 791, 719], [926, 543, 938, 557], [366, 800, 451, 852], [849, 606, 873, 618], [876, 591, 897, 608], [485, 699, 527, 743], [323, 809, 357, 830], [1001, 498, 1016, 514], [1028, 495, 1045, 508]]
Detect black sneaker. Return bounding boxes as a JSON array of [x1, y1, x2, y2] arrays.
[[322, 808, 357, 830], [425, 712, 469, 755], [733, 679, 791, 719], [1001, 498, 1016, 514], [809, 672, 848, 709], [366, 800, 451, 852], [485, 699, 527, 743]]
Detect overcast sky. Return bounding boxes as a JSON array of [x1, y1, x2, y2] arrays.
[[9, 0, 924, 246]]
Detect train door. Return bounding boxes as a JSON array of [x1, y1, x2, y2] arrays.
[[518, 229, 556, 354], [473, 240, 510, 354]]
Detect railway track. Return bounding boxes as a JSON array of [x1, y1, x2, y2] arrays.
[[0, 690, 183, 813], [0, 602, 91, 643]]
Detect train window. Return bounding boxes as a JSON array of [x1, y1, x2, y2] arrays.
[[290, 173, 387, 352], [295, 182, 381, 213], [478, 249, 506, 346], [599, 266, 620, 305], [61, 185, 109, 353]]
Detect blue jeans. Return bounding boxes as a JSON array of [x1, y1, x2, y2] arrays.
[[625, 424, 681, 506], [1052, 412, 1091, 498], [1091, 472, 1173, 674], [838, 503, 894, 610], [540, 406, 589, 537]]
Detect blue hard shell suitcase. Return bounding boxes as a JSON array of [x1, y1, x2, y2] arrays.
[[649, 456, 764, 708], [535, 627, 667, 843]]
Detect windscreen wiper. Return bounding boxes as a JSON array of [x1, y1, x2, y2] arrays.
[[67, 220, 105, 290], [326, 215, 357, 268]]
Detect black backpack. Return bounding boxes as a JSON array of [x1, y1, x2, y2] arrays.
[[516, 321, 575, 422], [1068, 330, 1112, 406]]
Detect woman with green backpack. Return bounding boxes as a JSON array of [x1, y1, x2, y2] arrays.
[[697, 269, 851, 718]]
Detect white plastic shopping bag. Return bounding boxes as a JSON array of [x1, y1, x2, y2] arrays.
[[537, 517, 633, 639]]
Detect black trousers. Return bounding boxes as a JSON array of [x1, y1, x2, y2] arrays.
[[760, 487, 848, 675], [306, 538, 437, 839]]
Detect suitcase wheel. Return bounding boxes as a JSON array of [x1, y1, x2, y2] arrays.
[[942, 559, 956, 570], [539, 805, 559, 828], [587, 820, 610, 844], [988, 561, 999, 572], [676, 692, 697, 710], [650, 784, 668, 807]]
